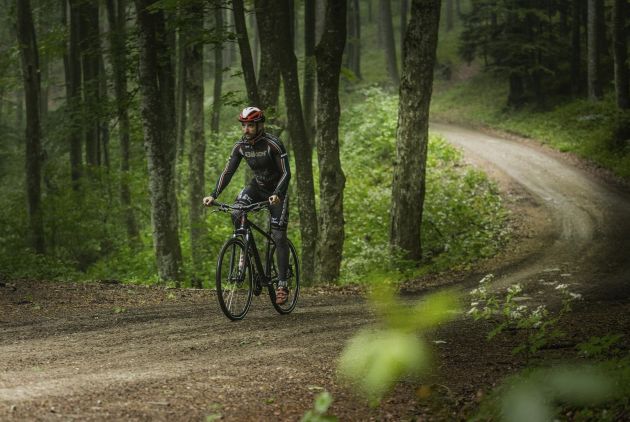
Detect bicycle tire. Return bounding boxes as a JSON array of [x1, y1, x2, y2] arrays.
[[216, 237, 253, 320], [268, 239, 300, 314]]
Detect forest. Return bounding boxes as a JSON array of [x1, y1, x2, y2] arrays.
[[1, 0, 630, 420]]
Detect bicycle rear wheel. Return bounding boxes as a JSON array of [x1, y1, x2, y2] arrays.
[[268, 239, 300, 314], [216, 237, 253, 320]]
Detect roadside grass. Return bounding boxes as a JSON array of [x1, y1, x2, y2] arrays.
[[432, 73, 630, 180]]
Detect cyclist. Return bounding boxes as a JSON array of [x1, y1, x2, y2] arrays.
[[203, 107, 291, 305]]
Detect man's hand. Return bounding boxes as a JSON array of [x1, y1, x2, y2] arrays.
[[269, 195, 280, 205], [203, 196, 215, 206]]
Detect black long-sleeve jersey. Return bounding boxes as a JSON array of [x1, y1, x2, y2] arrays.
[[211, 132, 291, 199]]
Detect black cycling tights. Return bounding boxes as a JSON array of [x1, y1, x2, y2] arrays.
[[271, 229, 289, 285]]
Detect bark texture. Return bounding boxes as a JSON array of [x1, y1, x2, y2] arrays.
[[16, 0, 45, 253], [315, 0, 347, 283], [134, 0, 183, 283], [211, 5, 223, 134], [390, 0, 440, 261], [302, 0, 317, 139], [254, 0, 281, 110], [106, 0, 139, 243]]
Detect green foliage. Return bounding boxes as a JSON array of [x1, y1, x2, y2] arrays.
[[577, 334, 624, 360], [472, 359, 629, 422], [338, 286, 460, 405], [340, 88, 509, 283], [300, 391, 338, 422]]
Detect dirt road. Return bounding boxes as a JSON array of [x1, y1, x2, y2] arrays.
[[1, 124, 629, 421]]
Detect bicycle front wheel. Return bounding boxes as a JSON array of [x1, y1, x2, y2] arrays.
[[216, 237, 253, 321], [269, 239, 300, 314]]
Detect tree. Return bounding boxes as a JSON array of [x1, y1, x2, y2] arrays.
[[302, 0, 317, 138], [346, 0, 361, 80], [570, 0, 582, 96], [134, 0, 183, 283], [254, 0, 281, 110], [232, 0, 260, 105], [185, 1, 206, 288], [265, 0, 318, 282], [15, 0, 45, 253], [612, 0, 629, 109], [587, 0, 603, 101], [315, 0, 347, 282], [106, 0, 140, 243], [64, 0, 82, 186], [211, 4, 223, 134], [390, 0, 440, 261], [379, 0, 399, 86]]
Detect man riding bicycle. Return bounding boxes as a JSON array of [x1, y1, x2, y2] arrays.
[[203, 107, 291, 305]]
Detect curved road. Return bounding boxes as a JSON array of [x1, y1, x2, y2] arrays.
[[1, 124, 629, 421]]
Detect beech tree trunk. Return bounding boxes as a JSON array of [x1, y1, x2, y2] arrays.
[[16, 0, 45, 254], [587, 0, 603, 101], [134, 0, 183, 283], [175, 7, 187, 162], [379, 0, 399, 86], [346, 0, 362, 80], [315, 0, 346, 283], [255, 0, 281, 110], [65, 0, 82, 186], [612, 0, 629, 109], [211, 5, 223, 134], [185, 2, 206, 287], [233, 0, 260, 105], [106, 0, 139, 243], [268, 0, 318, 283], [302, 0, 316, 140], [390, 0, 440, 261]]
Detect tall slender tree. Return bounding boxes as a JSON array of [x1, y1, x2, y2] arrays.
[[211, 5, 223, 134], [346, 0, 362, 80], [106, 0, 139, 243], [587, 0, 603, 101], [302, 0, 316, 138], [15, 0, 45, 253], [315, 0, 347, 282], [254, 0, 281, 110], [134, 0, 183, 283], [379, 0, 399, 86], [570, 0, 582, 96], [612, 0, 629, 109], [175, 6, 187, 162], [233, 0, 260, 105], [390, 0, 440, 261], [65, 0, 82, 186], [185, 1, 206, 287]]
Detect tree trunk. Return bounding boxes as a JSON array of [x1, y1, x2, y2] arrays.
[[587, 0, 603, 101], [175, 7, 187, 162], [134, 0, 183, 283], [212, 5, 223, 134], [249, 10, 259, 73], [570, 0, 582, 96], [255, 0, 281, 110], [106, 0, 139, 243], [99, 54, 110, 169], [79, 1, 100, 167], [65, 0, 82, 186], [16, 0, 45, 253], [315, 0, 346, 283], [346, 0, 362, 80], [446, 0, 453, 31], [185, 2, 206, 288], [269, 0, 318, 283], [379, 0, 399, 86], [390, 0, 440, 261], [232, 0, 260, 105], [302, 0, 316, 140], [612, 0, 629, 109]]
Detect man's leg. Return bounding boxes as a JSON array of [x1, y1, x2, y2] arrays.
[[270, 195, 290, 304]]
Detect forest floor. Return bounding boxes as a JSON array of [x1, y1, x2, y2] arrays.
[[1, 124, 630, 421]]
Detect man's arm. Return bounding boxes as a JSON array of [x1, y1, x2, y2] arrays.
[[268, 139, 291, 197], [211, 143, 243, 198]]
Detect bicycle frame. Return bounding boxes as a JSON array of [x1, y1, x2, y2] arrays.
[[235, 212, 276, 286]]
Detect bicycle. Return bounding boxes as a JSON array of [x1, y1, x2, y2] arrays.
[[211, 201, 300, 320]]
